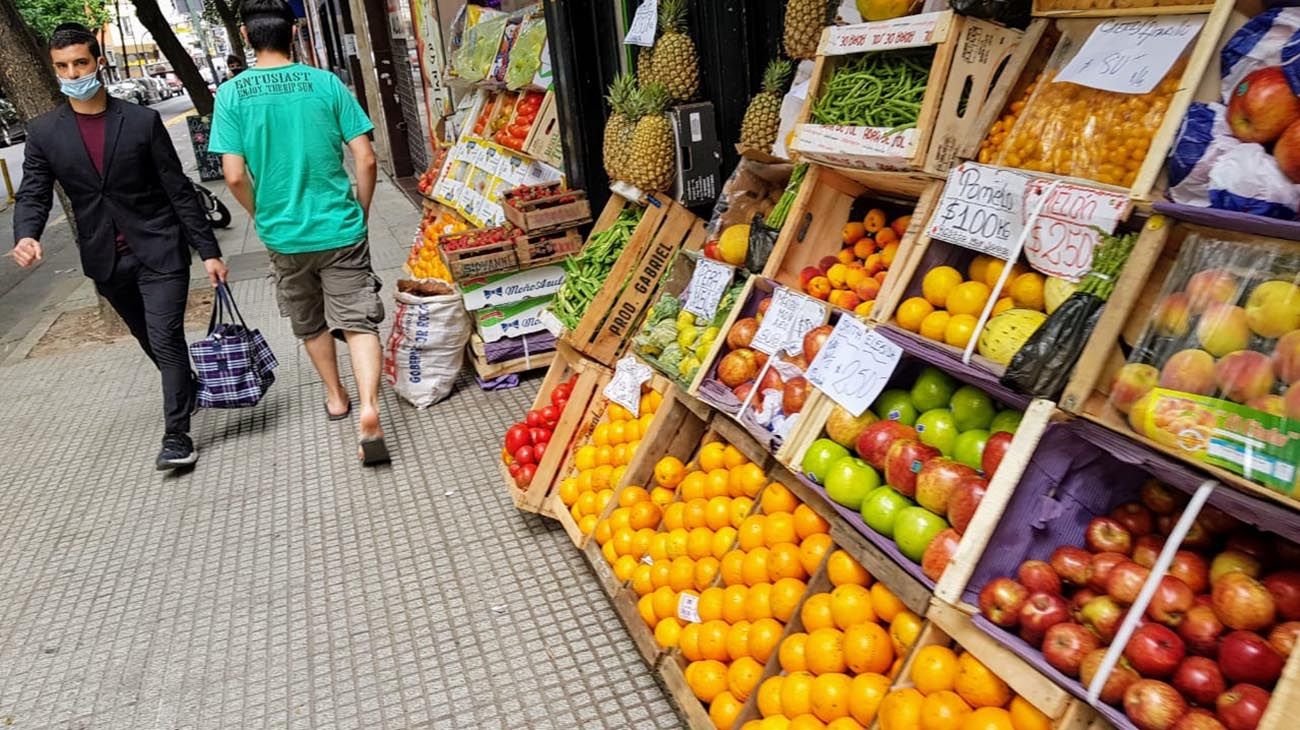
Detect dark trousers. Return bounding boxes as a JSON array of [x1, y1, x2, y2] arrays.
[[94, 253, 193, 435]]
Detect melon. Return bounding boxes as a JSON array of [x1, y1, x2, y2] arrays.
[[1044, 277, 1077, 314], [978, 308, 1047, 365]]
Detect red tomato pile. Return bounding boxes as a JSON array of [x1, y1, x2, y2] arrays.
[[502, 375, 577, 488]]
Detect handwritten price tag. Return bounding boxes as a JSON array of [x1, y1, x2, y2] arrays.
[[819, 12, 945, 55], [1023, 182, 1130, 281], [928, 163, 1034, 258], [683, 259, 735, 321], [624, 0, 658, 47], [1056, 16, 1204, 94], [604, 356, 653, 418], [750, 287, 826, 356], [677, 592, 701, 623], [805, 318, 902, 417]]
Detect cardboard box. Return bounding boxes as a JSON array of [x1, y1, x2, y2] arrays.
[[458, 264, 565, 311], [474, 295, 555, 343], [670, 102, 722, 208]]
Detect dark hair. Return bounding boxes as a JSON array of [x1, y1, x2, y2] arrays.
[[49, 22, 101, 59], [226, 54, 244, 66], [241, 0, 296, 55]]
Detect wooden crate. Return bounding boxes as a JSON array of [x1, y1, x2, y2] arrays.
[[522, 88, 563, 168], [1260, 648, 1300, 730], [1031, 0, 1217, 18], [502, 188, 592, 233], [790, 11, 1029, 179], [564, 193, 710, 367], [517, 228, 584, 267], [466, 333, 555, 380]]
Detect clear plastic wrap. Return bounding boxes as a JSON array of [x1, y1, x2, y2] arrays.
[[505, 17, 546, 90], [451, 11, 509, 83]]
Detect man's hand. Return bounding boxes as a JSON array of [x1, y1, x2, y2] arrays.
[[12, 238, 42, 268], [203, 257, 229, 287]]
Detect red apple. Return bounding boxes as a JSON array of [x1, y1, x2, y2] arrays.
[[1227, 66, 1300, 144], [1224, 532, 1271, 564], [1135, 535, 1168, 568], [758, 366, 785, 394], [1108, 560, 1153, 605], [1113, 502, 1157, 537], [1143, 480, 1188, 515], [1149, 575, 1197, 628], [1125, 679, 1189, 730], [981, 430, 1013, 478], [1018, 560, 1062, 596], [1173, 513, 1215, 550], [856, 420, 919, 470], [946, 476, 988, 535], [1170, 551, 1211, 595], [883, 439, 941, 498], [979, 577, 1030, 628], [1082, 648, 1140, 704], [1071, 588, 1101, 618], [733, 382, 755, 402], [1091, 552, 1131, 593], [1218, 631, 1284, 687], [783, 377, 809, 415], [1213, 573, 1276, 631], [1172, 709, 1228, 730], [1087, 516, 1134, 555], [1269, 621, 1300, 657], [1262, 572, 1300, 621], [1126, 623, 1187, 678], [1081, 594, 1126, 643], [1277, 118, 1300, 183], [1197, 507, 1239, 536], [1043, 622, 1100, 677], [1211, 552, 1263, 583], [1052, 545, 1093, 587], [1020, 591, 1071, 645], [921, 528, 961, 582], [1216, 684, 1271, 730], [1181, 605, 1226, 658], [915, 458, 979, 516], [1173, 656, 1227, 707], [803, 325, 833, 364]]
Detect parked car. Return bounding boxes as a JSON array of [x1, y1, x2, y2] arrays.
[[162, 75, 183, 95], [107, 82, 143, 104], [0, 98, 26, 147], [143, 76, 175, 100], [123, 78, 163, 104]]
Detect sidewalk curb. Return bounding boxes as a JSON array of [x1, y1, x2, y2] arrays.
[[2, 306, 61, 366]]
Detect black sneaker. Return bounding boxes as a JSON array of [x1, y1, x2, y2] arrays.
[[156, 433, 198, 470]]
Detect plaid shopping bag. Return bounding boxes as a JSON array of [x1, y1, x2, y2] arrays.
[[190, 283, 278, 408]]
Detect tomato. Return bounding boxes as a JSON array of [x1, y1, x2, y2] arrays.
[[534, 442, 547, 461], [507, 461, 522, 478], [551, 383, 573, 406], [514, 444, 535, 465], [509, 123, 531, 139], [529, 427, 551, 445], [505, 423, 532, 453], [541, 405, 560, 427], [525, 410, 544, 428], [516, 463, 537, 488], [553, 396, 568, 412]]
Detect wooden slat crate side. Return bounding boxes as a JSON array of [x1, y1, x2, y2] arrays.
[[610, 586, 668, 668], [466, 343, 554, 380], [868, 178, 944, 325], [548, 491, 587, 548], [954, 19, 1052, 164], [1259, 644, 1300, 730], [582, 538, 628, 598], [1031, 0, 1216, 16], [568, 197, 666, 349]]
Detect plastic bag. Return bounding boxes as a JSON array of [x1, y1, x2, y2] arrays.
[[746, 215, 780, 274], [1001, 292, 1105, 398], [706, 159, 793, 239], [384, 289, 472, 408], [505, 17, 546, 90], [451, 11, 508, 83], [1219, 7, 1300, 106]]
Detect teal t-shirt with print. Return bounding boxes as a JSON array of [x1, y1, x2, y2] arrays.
[[208, 64, 374, 254]]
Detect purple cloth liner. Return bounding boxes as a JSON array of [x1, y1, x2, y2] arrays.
[[476, 373, 520, 390], [1153, 201, 1300, 242], [482, 331, 558, 364]]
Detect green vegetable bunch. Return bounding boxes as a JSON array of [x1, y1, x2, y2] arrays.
[[765, 164, 808, 230], [811, 49, 933, 131], [1079, 230, 1139, 302], [550, 207, 644, 330]]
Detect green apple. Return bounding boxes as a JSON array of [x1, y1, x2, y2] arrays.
[[824, 456, 880, 511], [893, 506, 949, 562], [860, 486, 913, 538], [952, 429, 990, 470], [910, 367, 956, 412], [801, 438, 849, 484], [990, 409, 1022, 434], [915, 408, 958, 456], [873, 388, 918, 426], [949, 385, 995, 432]]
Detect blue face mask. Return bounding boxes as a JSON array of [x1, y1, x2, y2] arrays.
[[59, 71, 102, 101]]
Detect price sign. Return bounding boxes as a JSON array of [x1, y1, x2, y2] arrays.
[[683, 259, 735, 320], [624, 0, 658, 47], [1023, 182, 1130, 281], [928, 163, 1034, 258], [1056, 16, 1204, 94], [805, 317, 902, 417], [604, 356, 653, 418], [750, 287, 826, 356], [820, 12, 945, 56], [676, 592, 701, 623]]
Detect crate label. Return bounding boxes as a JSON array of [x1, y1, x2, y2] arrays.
[[792, 124, 918, 164], [538, 307, 565, 337], [751, 286, 825, 357], [928, 162, 1034, 259], [683, 258, 735, 321], [676, 592, 701, 623], [605, 356, 653, 418], [1023, 182, 1129, 282], [820, 12, 944, 55], [1056, 16, 1204, 94], [624, 0, 657, 47], [805, 317, 901, 418]]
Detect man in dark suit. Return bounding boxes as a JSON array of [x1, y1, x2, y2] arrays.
[[11, 23, 229, 470]]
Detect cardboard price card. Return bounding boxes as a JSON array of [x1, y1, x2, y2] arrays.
[[928, 162, 1034, 259], [819, 11, 946, 56], [1023, 182, 1130, 282], [683, 258, 736, 320], [750, 287, 827, 356], [604, 357, 653, 418], [624, 0, 657, 47], [805, 317, 902, 417], [1056, 16, 1205, 95]]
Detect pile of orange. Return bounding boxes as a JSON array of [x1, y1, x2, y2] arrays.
[[405, 206, 467, 281], [557, 389, 662, 536], [876, 645, 1052, 730], [894, 256, 1046, 349], [744, 552, 923, 730]]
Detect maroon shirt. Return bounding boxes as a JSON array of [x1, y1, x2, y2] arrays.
[[74, 110, 129, 255]]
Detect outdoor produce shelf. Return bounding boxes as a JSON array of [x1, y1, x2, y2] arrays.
[[466, 333, 554, 380]]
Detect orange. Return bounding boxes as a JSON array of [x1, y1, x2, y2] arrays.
[[1009, 272, 1045, 311], [651, 585, 678, 622], [728, 656, 764, 702], [629, 501, 662, 530], [642, 389, 663, 415], [761, 481, 800, 514], [944, 313, 979, 349], [723, 444, 748, 469], [706, 496, 734, 530], [608, 421, 627, 445], [921, 690, 972, 730], [710, 690, 744, 730], [896, 297, 935, 333], [680, 471, 709, 501], [632, 528, 656, 557], [992, 296, 1015, 315], [890, 611, 923, 657], [870, 583, 906, 624], [684, 499, 710, 529], [801, 593, 835, 632], [699, 441, 728, 471], [680, 622, 703, 662], [595, 488, 615, 514], [723, 584, 750, 624], [592, 425, 610, 448], [830, 584, 876, 629], [780, 631, 810, 672], [922, 266, 963, 308], [757, 675, 785, 718], [781, 671, 816, 717], [621, 485, 651, 508], [612, 443, 629, 467], [688, 527, 715, 560], [954, 652, 1012, 709], [726, 620, 753, 661], [595, 445, 614, 467], [613, 555, 638, 582], [665, 528, 689, 560], [713, 527, 739, 559], [706, 468, 732, 499], [611, 527, 636, 557], [842, 221, 866, 244], [721, 550, 747, 586], [601, 539, 619, 566], [768, 543, 807, 582], [805, 627, 847, 675], [800, 534, 833, 576], [687, 659, 729, 702], [631, 563, 654, 596], [967, 254, 994, 284], [623, 419, 642, 442], [843, 621, 893, 674], [649, 533, 670, 562], [593, 465, 615, 491], [911, 645, 960, 695], [650, 560, 673, 590], [919, 310, 952, 341], [848, 673, 891, 726], [827, 551, 871, 587], [577, 492, 599, 519], [742, 547, 772, 586], [826, 719, 862, 730], [699, 587, 725, 622], [558, 478, 581, 507], [654, 456, 685, 488], [730, 497, 756, 528], [960, 707, 1015, 730], [771, 577, 807, 622], [662, 502, 686, 531], [637, 593, 656, 627], [811, 673, 853, 723], [793, 504, 830, 539], [764, 513, 798, 546], [574, 446, 598, 472], [745, 582, 774, 621], [748, 618, 784, 663], [578, 514, 599, 535], [655, 617, 683, 648], [878, 688, 924, 730], [733, 463, 768, 498], [593, 519, 613, 547], [607, 403, 629, 422], [699, 620, 732, 662], [1007, 697, 1051, 730], [695, 556, 721, 591], [790, 716, 827, 730], [982, 260, 1026, 290]]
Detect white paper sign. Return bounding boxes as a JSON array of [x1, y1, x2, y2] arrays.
[[819, 12, 945, 56], [624, 0, 658, 47], [750, 287, 826, 356], [604, 356, 653, 418], [928, 163, 1034, 258], [805, 318, 902, 417], [1056, 16, 1204, 94], [676, 592, 701, 623], [683, 259, 736, 321], [1023, 182, 1130, 281]]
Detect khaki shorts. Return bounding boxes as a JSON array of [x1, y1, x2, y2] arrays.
[[268, 239, 385, 339]]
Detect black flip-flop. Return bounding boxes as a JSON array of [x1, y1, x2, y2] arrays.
[[326, 401, 352, 421], [360, 437, 391, 466]]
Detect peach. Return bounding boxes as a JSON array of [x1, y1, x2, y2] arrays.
[[1111, 363, 1160, 414], [1287, 384, 1300, 419], [1247, 394, 1285, 416], [1153, 292, 1192, 337], [874, 270, 888, 285], [1274, 330, 1300, 382], [807, 276, 832, 301], [837, 247, 857, 265], [818, 256, 840, 273], [827, 263, 850, 288], [799, 266, 822, 290], [881, 242, 900, 268], [1159, 349, 1217, 395], [844, 268, 868, 292], [1196, 303, 1252, 357], [853, 239, 876, 260], [853, 276, 882, 303], [1214, 350, 1275, 403], [829, 290, 862, 311], [1245, 280, 1300, 338], [855, 301, 875, 317], [863, 253, 885, 277], [1186, 270, 1240, 314]]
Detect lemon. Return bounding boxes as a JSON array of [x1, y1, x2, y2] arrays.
[[719, 225, 750, 266], [678, 325, 699, 348]]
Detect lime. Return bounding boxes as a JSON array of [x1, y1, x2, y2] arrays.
[[949, 385, 995, 432]]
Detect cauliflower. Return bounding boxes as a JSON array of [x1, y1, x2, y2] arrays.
[[633, 329, 662, 356], [649, 294, 681, 324], [649, 319, 679, 351], [659, 342, 685, 373]]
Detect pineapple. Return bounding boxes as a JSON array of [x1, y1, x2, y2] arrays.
[[602, 74, 640, 181], [637, 46, 656, 87], [740, 59, 794, 151], [624, 84, 676, 193], [649, 0, 699, 103], [784, 0, 831, 60]]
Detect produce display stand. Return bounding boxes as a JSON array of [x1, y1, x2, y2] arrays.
[[466, 333, 555, 380], [1030, 0, 1216, 17]]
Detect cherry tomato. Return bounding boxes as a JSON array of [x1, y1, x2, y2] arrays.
[[514, 444, 535, 465], [516, 463, 537, 488], [525, 411, 543, 428], [504, 423, 532, 453]]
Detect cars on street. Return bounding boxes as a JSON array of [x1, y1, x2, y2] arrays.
[[0, 98, 26, 147], [108, 82, 144, 105]]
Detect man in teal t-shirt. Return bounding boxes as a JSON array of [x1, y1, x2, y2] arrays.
[[209, 0, 390, 465]]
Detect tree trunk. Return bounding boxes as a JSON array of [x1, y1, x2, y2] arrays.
[[210, 0, 244, 61], [130, 0, 215, 116]]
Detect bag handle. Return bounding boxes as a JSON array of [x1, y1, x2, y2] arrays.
[[208, 283, 249, 333]]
